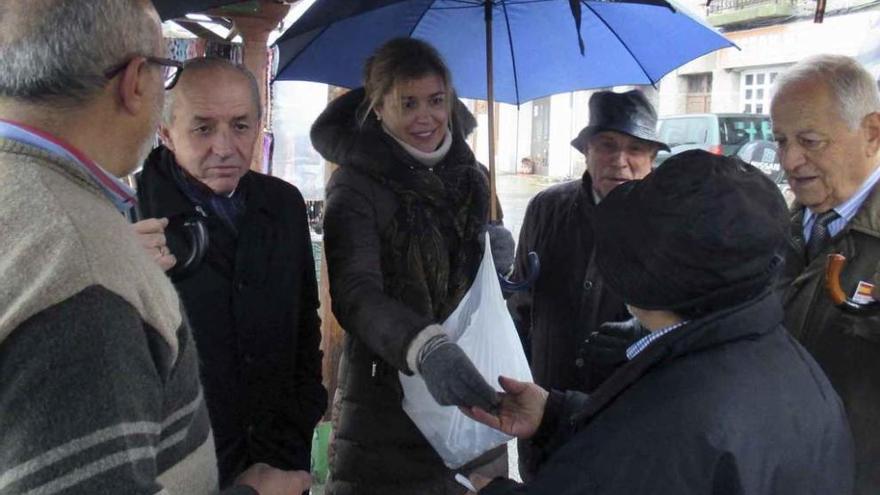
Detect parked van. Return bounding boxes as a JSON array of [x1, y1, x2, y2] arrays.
[[655, 113, 773, 165]]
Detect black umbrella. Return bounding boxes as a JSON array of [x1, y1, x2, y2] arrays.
[[153, 0, 259, 21]]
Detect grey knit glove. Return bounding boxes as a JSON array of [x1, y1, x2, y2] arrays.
[[417, 334, 500, 412], [487, 222, 515, 275]]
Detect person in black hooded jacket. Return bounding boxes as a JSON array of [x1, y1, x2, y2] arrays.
[[464, 151, 854, 495], [312, 38, 514, 495]]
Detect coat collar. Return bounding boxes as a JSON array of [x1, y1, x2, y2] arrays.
[[847, 180, 880, 238], [571, 290, 784, 425], [788, 180, 880, 242], [0, 137, 108, 206], [138, 146, 272, 220], [785, 181, 880, 274]]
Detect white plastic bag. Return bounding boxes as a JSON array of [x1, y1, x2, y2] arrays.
[[400, 233, 533, 469]]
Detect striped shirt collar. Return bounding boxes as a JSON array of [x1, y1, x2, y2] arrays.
[[802, 162, 880, 241], [0, 119, 137, 220], [626, 320, 690, 361]]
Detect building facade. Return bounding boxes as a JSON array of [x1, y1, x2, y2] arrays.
[[474, 0, 880, 179]]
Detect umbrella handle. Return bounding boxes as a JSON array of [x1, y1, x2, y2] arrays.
[[499, 251, 540, 292], [824, 253, 880, 315]]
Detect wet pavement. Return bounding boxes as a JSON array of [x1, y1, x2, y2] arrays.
[[495, 172, 565, 242]]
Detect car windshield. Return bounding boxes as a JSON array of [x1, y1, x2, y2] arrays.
[[657, 118, 708, 147], [719, 116, 772, 145]]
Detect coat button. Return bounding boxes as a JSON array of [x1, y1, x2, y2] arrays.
[[575, 357, 585, 368], [244, 353, 254, 365], [236, 281, 247, 292], [583, 280, 593, 292]]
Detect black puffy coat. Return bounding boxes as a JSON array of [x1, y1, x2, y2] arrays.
[[137, 148, 327, 486], [313, 88, 495, 495], [485, 292, 855, 495]]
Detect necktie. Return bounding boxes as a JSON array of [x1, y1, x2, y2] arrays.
[[806, 209, 840, 260]]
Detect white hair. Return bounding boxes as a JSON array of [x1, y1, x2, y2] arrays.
[[0, 0, 158, 107], [772, 54, 880, 129]]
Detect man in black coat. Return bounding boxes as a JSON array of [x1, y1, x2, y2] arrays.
[[467, 151, 855, 494], [136, 57, 327, 489], [507, 90, 668, 478]]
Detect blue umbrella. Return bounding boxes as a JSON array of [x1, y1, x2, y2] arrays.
[[275, 1, 732, 291], [274, 0, 733, 219], [274, 0, 733, 105]]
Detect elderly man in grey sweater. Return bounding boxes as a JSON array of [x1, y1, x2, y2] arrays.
[[0, 1, 308, 494]]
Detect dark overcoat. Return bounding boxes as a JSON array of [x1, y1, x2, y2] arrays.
[[485, 292, 854, 495], [137, 148, 327, 486], [507, 175, 629, 394], [506, 175, 630, 477], [779, 183, 880, 495]]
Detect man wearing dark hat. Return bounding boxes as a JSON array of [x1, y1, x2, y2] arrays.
[[467, 150, 854, 495], [507, 89, 668, 478]]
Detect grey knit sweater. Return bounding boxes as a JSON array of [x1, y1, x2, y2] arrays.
[[0, 138, 255, 495]]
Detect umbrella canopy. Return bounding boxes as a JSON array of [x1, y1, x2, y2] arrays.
[[274, 0, 734, 105], [153, 0, 260, 21]]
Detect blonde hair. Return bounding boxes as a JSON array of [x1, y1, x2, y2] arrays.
[[359, 38, 453, 125]]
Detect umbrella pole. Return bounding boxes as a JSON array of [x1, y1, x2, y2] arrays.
[[484, 0, 498, 222]]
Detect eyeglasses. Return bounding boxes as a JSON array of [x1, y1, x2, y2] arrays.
[[103, 56, 184, 90]]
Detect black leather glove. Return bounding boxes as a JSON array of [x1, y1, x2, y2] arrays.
[[417, 335, 500, 412], [582, 318, 650, 368], [486, 221, 515, 275]]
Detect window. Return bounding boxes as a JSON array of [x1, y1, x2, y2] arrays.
[[530, 97, 551, 174], [718, 116, 772, 145], [272, 81, 329, 201], [657, 117, 710, 147], [741, 67, 788, 115], [683, 73, 712, 113]]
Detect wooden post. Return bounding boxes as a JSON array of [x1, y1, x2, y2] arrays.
[[484, 0, 498, 221], [319, 86, 350, 420], [226, 0, 292, 172]]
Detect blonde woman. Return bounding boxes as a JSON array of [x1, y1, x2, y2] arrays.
[[312, 38, 513, 494]]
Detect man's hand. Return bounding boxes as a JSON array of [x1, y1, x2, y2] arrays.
[[582, 318, 649, 368], [461, 375, 547, 440], [418, 335, 500, 412], [234, 463, 311, 495], [132, 218, 176, 271]]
